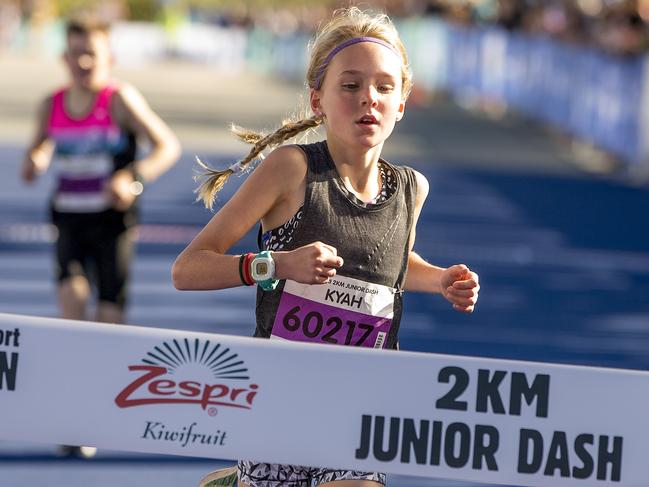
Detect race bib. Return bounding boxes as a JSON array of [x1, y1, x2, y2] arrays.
[[271, 275, 395, 349], [54, 153, 113, 212]]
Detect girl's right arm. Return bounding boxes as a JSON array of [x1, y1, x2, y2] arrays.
[[21, 97, 54, 183], [172, 145, 343, 290]]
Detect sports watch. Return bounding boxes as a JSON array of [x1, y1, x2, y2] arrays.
[[128, 165, 145, 196], [250, 251, 279, 291]]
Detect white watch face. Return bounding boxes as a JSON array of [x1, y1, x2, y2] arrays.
[[255, 261, 269, 276], [251, 256, 275, 281]]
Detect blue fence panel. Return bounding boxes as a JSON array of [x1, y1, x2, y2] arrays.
[[398, 17, 450, 94], [591, 53, 643, 162], [446, 24, 483, 99], [273, 32, 310, 81], [409, 18, 646, 168], [479, 27, 508, 101], [502, 33, 538, 116]]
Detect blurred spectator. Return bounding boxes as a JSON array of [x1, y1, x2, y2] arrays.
[[0, 0, 21, 50], [593, 0, 649, 55], [496, 0, 526, 31], [360, 0, 649, 55]]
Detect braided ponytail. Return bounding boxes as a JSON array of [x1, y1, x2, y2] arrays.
[[194, 115, 323, 210]]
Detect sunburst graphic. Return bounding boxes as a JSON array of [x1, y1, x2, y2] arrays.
[[141, 338, 250, 380]]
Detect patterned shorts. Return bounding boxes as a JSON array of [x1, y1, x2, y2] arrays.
[[238, 460, 386, 487]]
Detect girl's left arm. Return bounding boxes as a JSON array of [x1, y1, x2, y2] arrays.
[[404, 170, 480, 313]]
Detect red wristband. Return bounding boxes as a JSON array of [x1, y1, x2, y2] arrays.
[[238, 254, 249, 286], [242, 252, 255, 286]]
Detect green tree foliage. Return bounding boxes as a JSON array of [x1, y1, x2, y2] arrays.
[[54, 0, 103, 18], [53, 0, 332, 21], [179, 0, 331, 9], [54, 0, 161, 21], [124, 0, 162, 21]]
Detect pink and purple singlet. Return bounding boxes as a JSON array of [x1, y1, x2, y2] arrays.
[[46, 85, 136, 214]]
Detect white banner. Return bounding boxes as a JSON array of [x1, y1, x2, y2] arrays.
[[0, 312, 647, 486]]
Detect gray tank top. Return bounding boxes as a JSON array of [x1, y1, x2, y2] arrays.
[[255, 140, 417, 349]]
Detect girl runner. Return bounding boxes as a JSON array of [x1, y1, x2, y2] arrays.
[[174, 7, 480, 487]]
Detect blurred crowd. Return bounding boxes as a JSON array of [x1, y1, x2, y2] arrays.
[[1, 0, 648, 56], [154, 0, 649, 56], [425, 0, 649, 56]]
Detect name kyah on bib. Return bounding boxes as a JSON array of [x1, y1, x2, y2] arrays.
[[271, 274, 395, 349]]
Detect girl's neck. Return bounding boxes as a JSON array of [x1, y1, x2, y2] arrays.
[[326, 138, 384, 203]]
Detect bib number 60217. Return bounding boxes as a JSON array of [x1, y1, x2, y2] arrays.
[[282, 305, 374, 346]]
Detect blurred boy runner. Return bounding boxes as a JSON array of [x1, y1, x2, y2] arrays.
[[21, 18, 180, 327]]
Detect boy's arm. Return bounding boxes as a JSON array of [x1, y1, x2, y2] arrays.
[[21, 97, 54, 183], [112, 83, 181, 182], [108, 83, 181, 210]]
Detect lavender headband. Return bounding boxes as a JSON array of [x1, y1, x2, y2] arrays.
[[313, 36, 401, 89]]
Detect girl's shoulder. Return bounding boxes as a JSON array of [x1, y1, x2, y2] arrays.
[[402, 167, 429, 206], [263, 144, 309, 178], [244, 144, 310, 201]]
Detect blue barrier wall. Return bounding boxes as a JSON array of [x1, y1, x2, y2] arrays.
[[396, 20, 647, 169]]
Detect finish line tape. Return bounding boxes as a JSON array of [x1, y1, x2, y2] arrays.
[[0, 312, 646, 486]]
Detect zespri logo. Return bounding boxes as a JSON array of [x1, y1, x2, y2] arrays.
[[115, 338, 259, 414]]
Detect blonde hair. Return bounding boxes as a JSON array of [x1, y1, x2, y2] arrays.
[[195, 7, 412, 210], [307, 7, 412, 97]]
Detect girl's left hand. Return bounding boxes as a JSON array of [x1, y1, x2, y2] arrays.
[[441, 264, 480, 313]]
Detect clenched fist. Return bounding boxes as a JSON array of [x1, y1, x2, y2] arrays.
[[440, 264, 480, 313], [274, 241, 344, 285]]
